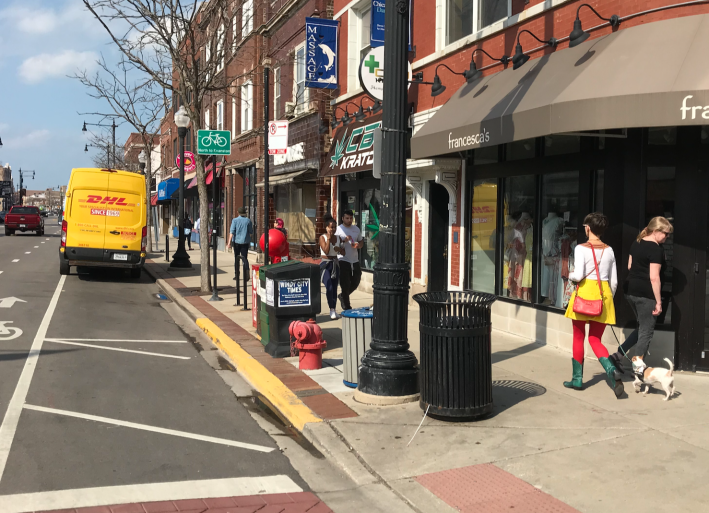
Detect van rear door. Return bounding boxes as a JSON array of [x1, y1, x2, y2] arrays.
[[104, 173, 145, 252], [66, 171, 109, 249]]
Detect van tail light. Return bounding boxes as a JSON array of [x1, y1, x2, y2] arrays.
[[141, 226, 147, 252], [61, 220, 67, 247]]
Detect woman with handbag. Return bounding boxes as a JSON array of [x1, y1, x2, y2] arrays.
[[564, 212, 624, 398]]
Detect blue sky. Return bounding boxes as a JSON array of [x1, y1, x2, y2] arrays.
[[0, 1, 135, 190]]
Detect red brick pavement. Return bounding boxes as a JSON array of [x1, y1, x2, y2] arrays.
[[145, 261, 357, 423], [30, 492, 332, 513], [416, 464, 581, 513]]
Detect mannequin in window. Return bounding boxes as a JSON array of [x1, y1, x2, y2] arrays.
[[541, 211, 565, 305], [507, 212, 532, 300]]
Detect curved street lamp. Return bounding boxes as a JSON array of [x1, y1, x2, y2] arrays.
[[170, 105, 192, 268]]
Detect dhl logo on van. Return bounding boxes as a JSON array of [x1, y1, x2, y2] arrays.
[[85, 195, 130, 206]]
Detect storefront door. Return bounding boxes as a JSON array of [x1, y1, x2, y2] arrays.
[[428, 182, 449, 291]]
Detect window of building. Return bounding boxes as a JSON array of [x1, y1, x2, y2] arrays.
[[473, 145, 498, 165], [540, 171, 579, 309], [470, 179, 498, 294], [358, 4, 371, 62], [544, 135, 581, 156], [216, 25, 225, 72], [506, 139, 536, 160], [502, 175, 535, 302], [274, 67, 281, 119], [231, 97, 236, 136], [232, 3, 239, 48], [172, 138, 177, 166], [648, 127, 676, 146], [243, 165, 257, 246], [204, 109, 210, 130], [185, 128, 193, 153], [216, 100, 224, 130], [594, 169, 604, 211], [294, 44, 308, 115], [446, 0, 509, 46], [241, 81, 253, 132], [348, 2, 372, 91], [242, 0, 253, 38]]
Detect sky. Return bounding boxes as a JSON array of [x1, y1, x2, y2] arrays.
[[0, 1, 137, 191]]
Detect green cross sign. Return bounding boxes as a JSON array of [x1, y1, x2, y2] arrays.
[[364, 55, 380, 74]]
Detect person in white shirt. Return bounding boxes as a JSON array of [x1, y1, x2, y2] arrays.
[[335, 210, 363, 311], [563, 212, 623, 398], [194, 217, 201, 247]]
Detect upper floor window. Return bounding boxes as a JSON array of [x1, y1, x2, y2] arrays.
[[216, 24, 225, 72], [232, 97, 237, 135], [205, 109, 210, 130], [348, 1, 371, 91], [294, 44, 308, 115], [241, 81, 253, 132], [216, 100, 224, 130], [446, 0, 509, 46], [274, 67, 281, 119], [242, 0, 254, 38]]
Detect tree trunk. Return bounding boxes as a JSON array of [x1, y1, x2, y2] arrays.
[[197, 158, 211, 293], [144, 151, 153, 253]]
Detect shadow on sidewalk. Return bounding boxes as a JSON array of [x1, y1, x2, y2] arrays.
[[488, 379, 547, 418], [491, 340, 543, 365]]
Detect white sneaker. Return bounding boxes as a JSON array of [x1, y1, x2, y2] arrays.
[[330, 309, 338, 320]]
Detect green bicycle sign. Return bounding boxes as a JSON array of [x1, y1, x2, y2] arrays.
[[197, 129, 231, 155]]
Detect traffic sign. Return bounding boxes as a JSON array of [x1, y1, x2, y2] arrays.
[[197, 130, 231, 155], [0, 181, 11, 196], [175, 150, 196, 172], [268, 121, 289, 155]]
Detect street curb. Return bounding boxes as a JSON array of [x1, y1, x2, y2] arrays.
[[195, 318, 323, 431]]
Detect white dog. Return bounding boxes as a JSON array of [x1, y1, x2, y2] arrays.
[[632, 357, 675, 401]]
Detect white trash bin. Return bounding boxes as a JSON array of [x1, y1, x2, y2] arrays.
[[341, 307, 373, 388]]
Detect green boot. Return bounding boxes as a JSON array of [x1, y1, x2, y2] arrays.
[[563, 359, 584, 390], [599, 357, 624, 398]]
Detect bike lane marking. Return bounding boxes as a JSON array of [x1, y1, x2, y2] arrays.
[[45, 340, 191, 359], [0, 275, 65, 482]]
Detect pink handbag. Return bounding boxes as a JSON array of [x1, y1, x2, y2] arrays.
[[572, 244, 605, 317]]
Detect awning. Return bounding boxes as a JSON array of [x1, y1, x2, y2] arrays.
[[150, 194, 158, 206], [411, 14, 709, 159], [157, 178, 179, 202], [256, 169, 315, 187], [323, 113, 382, 177]]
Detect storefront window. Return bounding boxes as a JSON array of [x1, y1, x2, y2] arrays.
[[648, 127, 676, 145], [470, 179, 497, 294], [506, 139, 535, 161], [595, 170, 604, 211], [473, 146, 498, 165], [646, 166, 675, 325], [540, 171, 579, 308], [544, 135, 581, 156], [243, 166, 257, 247], [702, 127, 709, 145], [502, 175, 535, 302], [361, 189, 381, 270]]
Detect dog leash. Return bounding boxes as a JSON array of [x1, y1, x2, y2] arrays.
[[608, 326, 632, 361]]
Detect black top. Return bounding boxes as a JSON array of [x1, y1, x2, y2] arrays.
[[184, 218, 193, 230], [626, 240, 665, 300]]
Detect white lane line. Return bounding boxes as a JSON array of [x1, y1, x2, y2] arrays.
[[46, 338, 187, 343], [0, 476, 301, 513], [41, 242, 45, 244], [46, 340, 191, 359], [33, 246, 38, 248], [24, 252, 30, 254], [0, 275, 65, 482], [45, 238, 49, 240], [11, 260, 18, 263], [23, 405, 274, 453]]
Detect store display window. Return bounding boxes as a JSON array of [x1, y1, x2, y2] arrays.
[[470, 179, 498, 294], [502, 175, 535, 302]]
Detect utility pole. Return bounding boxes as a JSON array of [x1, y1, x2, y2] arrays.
[[17, 168, 35, 206], [356, 0, 419, 401], [263, 65, 270, 265]]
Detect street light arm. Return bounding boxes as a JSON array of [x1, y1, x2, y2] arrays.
[[517, 29, 558, 47], [576, 3, 621, 27], [435, 63, 465, 77], [472, 48, 510, 64]]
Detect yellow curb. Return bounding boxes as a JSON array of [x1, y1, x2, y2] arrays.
[[196, 318, 322, 431]]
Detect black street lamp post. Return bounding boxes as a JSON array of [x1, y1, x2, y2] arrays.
[[17, 168, 35, 206], [82, 118, 118, 168], [356, 0, 419, 401], [171, 106, 192, 269]]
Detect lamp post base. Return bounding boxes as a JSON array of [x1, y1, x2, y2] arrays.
[[170, 247, 192, 268], [357, 350, 419, 398]]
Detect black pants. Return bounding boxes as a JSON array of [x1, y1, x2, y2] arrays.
[[338, 260, 361, 310], [616, 294, 657, 358], [233, 243, 250, 281]]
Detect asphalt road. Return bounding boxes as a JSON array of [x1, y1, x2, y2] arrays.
[[0, 217, 305, 509]]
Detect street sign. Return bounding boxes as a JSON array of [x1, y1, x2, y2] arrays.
[[358, 46, 412, 101], [0, 181, 11, 196], [175, 150, 196, 171], [268, 121, 289, 155], [197, 130, 231, 155]]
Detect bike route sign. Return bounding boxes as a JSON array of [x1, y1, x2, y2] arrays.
[[197, 130, 231, 155]]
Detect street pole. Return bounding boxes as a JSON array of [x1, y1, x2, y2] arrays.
[[263, 66, 270, 266], [209, 156, 223, 301], [356, 0, 419, 401], [170, 126, 191, 268], [111, 118, 117, 169]]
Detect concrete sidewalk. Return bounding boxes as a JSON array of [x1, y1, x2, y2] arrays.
[[145, 249, 709, 513]]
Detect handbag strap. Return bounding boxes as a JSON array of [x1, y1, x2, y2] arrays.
[[576, 243, 605, 298]]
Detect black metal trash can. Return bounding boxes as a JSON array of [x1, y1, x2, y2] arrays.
[[412, 291, 497, 420]]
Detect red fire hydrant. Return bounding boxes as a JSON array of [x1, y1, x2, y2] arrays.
[[289, 319, 327, 370]]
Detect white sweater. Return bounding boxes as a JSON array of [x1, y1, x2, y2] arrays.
[[568, 244, 618, 296]]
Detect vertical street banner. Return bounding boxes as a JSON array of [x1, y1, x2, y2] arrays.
[[370, 0, 412, 50], [305, 17, 339, 89]]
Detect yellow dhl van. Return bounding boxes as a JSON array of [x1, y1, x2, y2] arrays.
[[60, 168, 147, 278]]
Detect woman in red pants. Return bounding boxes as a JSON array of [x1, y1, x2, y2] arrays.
[[564, 212, 624, 398]]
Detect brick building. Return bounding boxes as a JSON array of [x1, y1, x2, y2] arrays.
[[330, 0, 709, 371]]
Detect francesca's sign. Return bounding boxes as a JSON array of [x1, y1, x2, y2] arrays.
[[324, 113, 382, 176]]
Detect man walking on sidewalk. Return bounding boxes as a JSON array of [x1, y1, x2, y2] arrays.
[[335, 210, 363, 311], [227, 207, 252, 283]]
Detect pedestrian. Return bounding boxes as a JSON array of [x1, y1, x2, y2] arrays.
[[320, 216, 345, 320], [274, 218, 288, 238], [335, 210, 363, 311], [194, 216, 201, 247], [227, 207, 253, 283], [608, 216, 673, 373], [183, 215, 193, 250], [564, 212, 624, 398]]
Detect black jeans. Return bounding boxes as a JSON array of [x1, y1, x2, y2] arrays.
[[233, 243, 250, 281], [338, 260, 361, 310], [617, 294, 657, 358]]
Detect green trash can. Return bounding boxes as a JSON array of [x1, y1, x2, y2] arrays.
[[259, 260, 300, 349]]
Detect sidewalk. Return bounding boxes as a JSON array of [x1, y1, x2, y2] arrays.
[[145, 248, 709, 513]]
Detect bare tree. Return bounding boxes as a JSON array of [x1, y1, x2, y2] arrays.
[[85, 128, 127, 170], [74, 53, 167, 252], [82, 0, 253, 292]]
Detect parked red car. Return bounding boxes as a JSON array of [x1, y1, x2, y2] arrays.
[[5, 206, 44, 236]]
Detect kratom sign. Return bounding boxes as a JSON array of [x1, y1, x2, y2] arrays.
[[324, 113, 382, 177]]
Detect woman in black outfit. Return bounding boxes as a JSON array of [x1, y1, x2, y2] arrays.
[[609, 216, 673, 371], [184, 215, 193, 250]]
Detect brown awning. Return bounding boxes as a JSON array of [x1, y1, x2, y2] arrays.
[[323, 113, 382, 176], [411, 14, 709, 159]]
